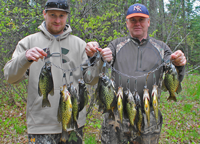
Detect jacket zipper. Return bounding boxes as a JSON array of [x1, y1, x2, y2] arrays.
[[140, 48, 142, 68], [137, 45, 140, 71]]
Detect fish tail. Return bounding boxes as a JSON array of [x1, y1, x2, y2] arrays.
[[130, 119, 134, 126], [42, 98, 51, 107], [148, 118, 150, 127], [155, 109, 159, 124], [137, 131, 141, 136], [108, 110, 115, 120], [60, 130, 69, 142], [67, 116, 74, 129], [167, 92, 177, 102], [167, 96, 177, 102], [156, 117, 159, 124]]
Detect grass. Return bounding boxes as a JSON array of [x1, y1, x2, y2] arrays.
[[0, 74, 200, 143], [84, 134, 98, 144], [159, 74, 200, 144]]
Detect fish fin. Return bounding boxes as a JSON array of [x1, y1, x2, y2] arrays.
[[94, 89, 99, 100], [67, 116, 74, 129], [78, 102, 84, 113], [57, 99, 62, 122], [167, 96, 177, 102], [137, 131, 141, 136], [85, 94, 89, 106], [176, 83, 182, 94], [102, 108, 107, 114], [49, 88, 54, 96], [114, 90, 117, 96], [161, 81, 167, 92], [98, 102, 104, 112], [74, 122, 78, 129], [108, 110, 115, 120], [42, 98, 51, 107], [38, 85, 42, 96], [60, 130, 69, 142], [75, 112, 79, 126], [57, 109, 61, 122]]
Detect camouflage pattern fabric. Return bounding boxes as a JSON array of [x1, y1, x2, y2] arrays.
[[28, 127, 83, 144], [101, 109, 163, 144], [28, 134, 61, 144]]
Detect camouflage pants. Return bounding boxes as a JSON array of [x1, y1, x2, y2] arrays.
[[101, 110, 163, 144], [28, 126, 83, 144]]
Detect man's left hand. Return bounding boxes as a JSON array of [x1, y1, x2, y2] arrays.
[[170, 50, 187, 66], [85, 42, 99, 57]]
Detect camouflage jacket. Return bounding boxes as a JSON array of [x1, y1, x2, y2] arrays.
[[107, 35, 185, 111]]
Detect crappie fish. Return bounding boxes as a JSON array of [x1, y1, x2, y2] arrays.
[[68, 83, 79, 128], [58, 84, 72, 142], [143, 88, 150, 127], [78, 78, 89, 112], [151, 85, 159, 124], [116, 87, 123, 123], [134, 91, 143, 135], [163, 62, 182, 102], [98, 73, 116, 112], [38, 61, 54, 107], [125, 89, 137, 126]]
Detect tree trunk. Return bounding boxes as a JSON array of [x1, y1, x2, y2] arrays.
[[181, 0, 189, 75], [142, 0, 147, 6], [158, 0, 166, 41], [149, 0, 158, 37]]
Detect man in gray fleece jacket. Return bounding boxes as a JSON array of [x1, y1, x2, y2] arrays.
[[86, 3, 186, 144], [4, 0, 103, 143]]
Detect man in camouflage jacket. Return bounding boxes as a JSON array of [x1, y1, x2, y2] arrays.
[[86, 3, 186, 144]]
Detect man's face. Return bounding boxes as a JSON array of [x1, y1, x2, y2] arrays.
[[126, 16, 150, 41], [43, 10, 68, 35]]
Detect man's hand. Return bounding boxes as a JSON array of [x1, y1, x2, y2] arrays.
[[85, 42, 99, 57], [170, 50, 186, 66], [26, 47, 47, 62], [97, 47, 113, 62], [85, 42, 113, 62]]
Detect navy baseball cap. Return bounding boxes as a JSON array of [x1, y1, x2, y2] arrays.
[[45, 0, 70, 13], [126, 3, 149, 19]]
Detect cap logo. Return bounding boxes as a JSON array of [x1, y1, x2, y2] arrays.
[[133, 6, 142, 12]]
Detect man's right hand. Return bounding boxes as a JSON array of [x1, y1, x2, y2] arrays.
[[85, 42, 99, 57], [26, 47, 47, 62], [97, 47, 113, 62], [86, 42, 113, 62]]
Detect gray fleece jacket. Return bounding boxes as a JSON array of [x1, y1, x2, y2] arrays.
[[4, 22, 102, 134]]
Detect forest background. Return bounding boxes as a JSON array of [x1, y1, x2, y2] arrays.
[[0, 0, 200, 143]]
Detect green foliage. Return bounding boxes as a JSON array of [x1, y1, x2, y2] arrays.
[[84, 134, 97, 144], [72, 8, 125, 47], [86, 111, 102, 129], [149, 30, 158, 38], [68, 131, 78, 142]]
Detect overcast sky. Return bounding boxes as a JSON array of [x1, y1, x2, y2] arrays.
[[164, 0, 200, 14]]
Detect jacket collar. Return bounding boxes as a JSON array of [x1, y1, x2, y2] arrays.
[[130, 35, 149, 45]]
